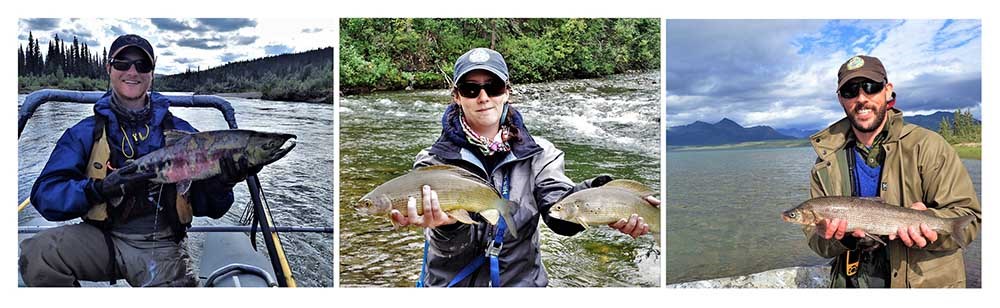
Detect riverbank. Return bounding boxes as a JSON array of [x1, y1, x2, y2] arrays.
[[667, 139, 811, 151], [18, 75, 105, 93], [953, 143, 981, 160]]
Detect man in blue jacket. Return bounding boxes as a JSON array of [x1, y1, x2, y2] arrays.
[[19, 34, 250, 287]]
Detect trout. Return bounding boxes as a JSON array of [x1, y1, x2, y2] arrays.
[[549, 179, 660, 233], [132, 129, 297, 194], [782, 196, 975, 248], [355, 165, 518, 238]]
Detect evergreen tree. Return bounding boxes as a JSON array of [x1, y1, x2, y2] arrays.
[[17, 44, 24, 76]]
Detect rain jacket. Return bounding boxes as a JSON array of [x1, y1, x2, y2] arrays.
[[806, 108, 981, 288], [30, 91, 234, 223], [414, 104, 596, 287]]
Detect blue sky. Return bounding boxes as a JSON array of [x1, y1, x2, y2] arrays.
[[18, 18, 334, 75], [665, 20, 982, 130]]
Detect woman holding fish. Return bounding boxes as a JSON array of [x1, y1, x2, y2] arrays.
[[380, 48, 656, 287]]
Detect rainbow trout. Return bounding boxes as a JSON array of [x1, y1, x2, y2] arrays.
[[549, 179, 660, 233], [355, 165, 517, 238], [133, 129, 296, 194], [782, 196, 975, 248]]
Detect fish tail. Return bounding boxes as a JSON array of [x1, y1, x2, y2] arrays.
[[949, 215, 976, 249], [496, 199, 518, 239]]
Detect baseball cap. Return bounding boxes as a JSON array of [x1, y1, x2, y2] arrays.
[[108, 34, 155, 64], [837, 55, 886, 89], [453, 48, 509, 84]]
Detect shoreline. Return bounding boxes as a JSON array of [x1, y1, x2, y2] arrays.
[[666, 265, 830, 288]]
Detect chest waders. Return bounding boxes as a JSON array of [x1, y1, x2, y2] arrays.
[[416, 173, 511, 287]]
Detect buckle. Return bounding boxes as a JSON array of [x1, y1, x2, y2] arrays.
[[485, 239, 503, 257]]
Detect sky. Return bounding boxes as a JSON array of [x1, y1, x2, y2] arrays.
[[18, 18, 334, 75], [665, 20, 982, 130]]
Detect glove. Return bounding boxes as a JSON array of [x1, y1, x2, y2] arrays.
[[91, 163, 156, 203], [589, 174, 614, 187], [218, 156, 263, 185]]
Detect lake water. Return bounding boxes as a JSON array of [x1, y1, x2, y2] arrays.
[[17, 93, 334, 287], [665, 146, 982, 287], [339, 72, 661, 287]]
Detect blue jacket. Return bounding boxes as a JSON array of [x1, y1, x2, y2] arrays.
[[30, 91, 234, 222]]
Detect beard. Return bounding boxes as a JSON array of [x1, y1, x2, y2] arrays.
[[845, 102, 888, 133]]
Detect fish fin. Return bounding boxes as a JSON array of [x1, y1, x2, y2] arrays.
[[177, 180, 193, 196], [575, 216, 590, 229], [478, 209, 499, 225], [163, 129, 192, 146], [865, 233, 887, 246], [449, 209, 478, 225], [387, 213, 401, 229], [949, 215, 976, 249], [603, 179, 657, 197], [495, 200, 519, 239]]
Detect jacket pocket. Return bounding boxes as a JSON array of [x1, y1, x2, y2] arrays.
[[909, 249, 965, 288]]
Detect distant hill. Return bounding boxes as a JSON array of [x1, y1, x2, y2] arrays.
[[157, 48, 332, 103], [666, 118, 796, 146], [776, 128, 819, 139], [904, 111, 981, 131]]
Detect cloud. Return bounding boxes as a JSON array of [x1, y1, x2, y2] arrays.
[[665, 19, 981, 130], [21, 18, 61, 31], [161, 50, 175, 56], [174, 57, 200, 64], [151, 18, 193, 31], [107, 25, 127, 36], [155, 43, 169, 49], [302, 28, 323, 33], [196, 18, 256, 32], [232, 35, 258, 45], [264, 44, 294, 55], [219, 52, 245, 62], [175, 37, 226, 50]]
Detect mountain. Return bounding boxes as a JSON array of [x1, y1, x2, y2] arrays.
[[666, 118, 796, 146], [776, 128, 820, 139], [904, 111, 981, 131], [157, 47, 333, 103]]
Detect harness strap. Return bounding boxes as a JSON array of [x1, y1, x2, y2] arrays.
[[100, 229, 118, 285], [440, 173, 511, 287]]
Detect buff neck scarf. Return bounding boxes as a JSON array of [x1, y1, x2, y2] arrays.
[[459, 109, 511, 156]]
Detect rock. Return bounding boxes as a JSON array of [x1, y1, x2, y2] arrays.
[[666, 265, 831, 288]]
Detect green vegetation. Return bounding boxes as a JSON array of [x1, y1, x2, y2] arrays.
[[340, 18, 660, 94], [18, 32, 108, 93], [157, 48, 333, 103], [937, 109, 981, 160], [668, 140, 812, 152]]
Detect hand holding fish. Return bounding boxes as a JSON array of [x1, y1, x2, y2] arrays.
[[886, 202, 939, 248], [816, 218, 867, 240], [608, 196, 659, 238], [389, 185, 458, 228]]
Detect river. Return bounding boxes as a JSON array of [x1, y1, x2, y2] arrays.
[[339, 72, 661, 287], [665, 146, 981, 287], [17, 93, 334, 287]]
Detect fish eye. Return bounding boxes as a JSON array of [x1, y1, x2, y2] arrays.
[[788, 212, 797, 218]]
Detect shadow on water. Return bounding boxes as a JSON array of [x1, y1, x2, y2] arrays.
[[339, 72, 661, 287], [665, 147, 981, 288], [17, 94, 334, 287]]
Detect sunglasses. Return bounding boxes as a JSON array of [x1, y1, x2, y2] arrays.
[[456, 82, 507, 98], [838, 80, 884, 99], [110, 59, 154, 73]]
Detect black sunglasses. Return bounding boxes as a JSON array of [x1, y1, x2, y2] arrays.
[[110, 59, 154, 73], [838, 80, 884, 99], [456, 82, 507, 98]]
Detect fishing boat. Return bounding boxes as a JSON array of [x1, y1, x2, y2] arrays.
[[17, 89, 333, 287]]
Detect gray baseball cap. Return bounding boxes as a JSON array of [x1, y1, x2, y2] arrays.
[[453, 48, 509, 84]]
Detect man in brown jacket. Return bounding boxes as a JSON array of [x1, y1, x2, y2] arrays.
[[806, 55, 980, 288]]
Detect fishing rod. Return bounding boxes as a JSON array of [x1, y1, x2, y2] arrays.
[[18, 225, 333, 234]]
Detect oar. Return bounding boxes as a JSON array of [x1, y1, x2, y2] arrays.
[[18, 198, 30, 212]]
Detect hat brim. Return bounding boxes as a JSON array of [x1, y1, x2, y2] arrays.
[[110, 44, 155, 64], [454, 65, 509, 84], [837, 71, 885, 89]]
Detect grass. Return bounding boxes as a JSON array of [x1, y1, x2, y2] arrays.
[[952, 143, 981, 160]]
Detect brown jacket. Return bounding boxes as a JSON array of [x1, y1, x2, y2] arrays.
[[807, 108, 981, 288]]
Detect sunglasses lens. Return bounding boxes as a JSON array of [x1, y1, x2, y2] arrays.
[[133, 61, 153, 73], [457, 82, 506, 98], [111, 61, 132, 71], [484, 83, 506, 97], [862, 82, 884, 95], [838, 83, 860, 99], [457, 83, 480, 98]]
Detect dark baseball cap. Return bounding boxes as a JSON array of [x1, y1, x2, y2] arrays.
[[453, 48, 509, 84], [837, 55, 886, 89], [108, 34, 155, 64]]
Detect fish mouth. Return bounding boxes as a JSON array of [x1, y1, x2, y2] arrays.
[[264, 135, 297, 163]]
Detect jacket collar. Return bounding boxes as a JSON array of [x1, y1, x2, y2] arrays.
[[94, 90, 171, 127], [429, 103, 542, 162], [811, 108, 906, 159]]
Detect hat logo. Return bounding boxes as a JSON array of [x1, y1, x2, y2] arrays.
[[470, 49, 490, 63], [847, 56, 865, 71]]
